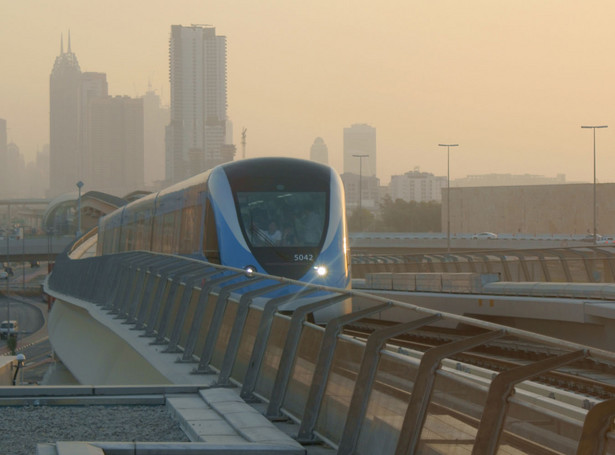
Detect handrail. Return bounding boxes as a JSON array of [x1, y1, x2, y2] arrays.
[[46, 249, 615, 454]]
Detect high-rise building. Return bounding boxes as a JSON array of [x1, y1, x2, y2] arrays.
[[80, 72, 108, 185], [142, 89, 169, 188], [310, 137, 329, 165], [26, 146, 50, 198], [49, 34, 148, 197], [340, 172, 380, 211], [389, 168, 447, 203], [88, 96, 144, 196], [5, 142, 26, 198], [49, 33, 82, 197], [166, 25, 234, 184], [343, 124, 376, 177]]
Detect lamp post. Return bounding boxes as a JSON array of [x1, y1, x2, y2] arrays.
[[581, 125, 607, 245], [438, 144, 458, 253], [76, 181, 83, 238], [5, 204, 10, 346], [352, 154, 369, 231], [22, 227, 25, 291]]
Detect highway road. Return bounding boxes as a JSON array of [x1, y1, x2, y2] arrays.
[[0, 295, 54, 384]]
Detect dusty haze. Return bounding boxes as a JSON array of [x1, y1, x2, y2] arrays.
[[2, 0, 615, 185]]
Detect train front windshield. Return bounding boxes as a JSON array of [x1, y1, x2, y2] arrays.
[[224, 158, 332, 279], [237, 192, 327, 248]]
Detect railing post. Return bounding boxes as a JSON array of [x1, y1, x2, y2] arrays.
[[164, 267, 219, 353], [180, 272, 243, 362], [265, 293, 351, 419], [576, 398, 615, 455], [216, 282, 288, 386], [472, 349, 587, 455], [337, 314, 442, 454], [153, 263, 205, 343], [240, 288, 320, 401], [395, 329, 506, 455], [194, 278, 265, 374], [297, 302, 392, 443]]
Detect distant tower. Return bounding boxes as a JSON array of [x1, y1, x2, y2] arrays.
[[343, 123, 376, 177], [310, 137, 328, 165], [49, 31, 82, 197], [166, 25, 233, 183], [80, 72, 108, 186], [88, 96, 144, 195], [142, 88, 169, 186]]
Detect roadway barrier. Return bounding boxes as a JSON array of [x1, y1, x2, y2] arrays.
[[46, 250, 615, 454], [351, 246, 615, 284]]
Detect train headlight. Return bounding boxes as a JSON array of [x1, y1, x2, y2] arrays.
[[314, 265, 328, 277], [244, 265, 257, 277]]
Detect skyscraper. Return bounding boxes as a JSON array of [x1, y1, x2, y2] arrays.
[[88, 96, 144, 195], [49, 33, 82, 197], [166, 25, 234, 184], [80, 72, 108, 186], [142, 89, 169, 187], [343, 123, 377, 177], [310, 137, 329, 165]]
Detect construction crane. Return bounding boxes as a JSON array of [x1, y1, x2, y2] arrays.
[[241, 128, 247, 159]]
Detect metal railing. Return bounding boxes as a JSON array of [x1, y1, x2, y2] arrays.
[[47, 250, 615, 455], [352, 246, 615, 284]]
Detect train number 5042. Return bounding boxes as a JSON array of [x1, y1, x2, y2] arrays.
[[294, 253, 314, 262]]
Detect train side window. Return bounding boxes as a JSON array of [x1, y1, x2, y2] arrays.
[[203, 198, 220, 264], [179, 205, 201, 255], [161, 212, 177, 254]]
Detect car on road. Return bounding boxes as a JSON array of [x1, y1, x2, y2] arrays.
[[0, 320, 18, 339], [0, 270, 8, 280], [597, 236, 615, 245], [582, 234, 603, 242], [472, 232, 498, 240]]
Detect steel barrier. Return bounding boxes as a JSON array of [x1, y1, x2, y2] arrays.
[[47, 250, 615, 455], [352, 246, 615, 284]]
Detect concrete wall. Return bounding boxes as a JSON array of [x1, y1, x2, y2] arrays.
[[47, 300, 170, 385], [0, 356, 16, 386], [445, 183, 615, 235]]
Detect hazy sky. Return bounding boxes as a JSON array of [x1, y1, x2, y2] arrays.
[[2, 0, 615, 185]]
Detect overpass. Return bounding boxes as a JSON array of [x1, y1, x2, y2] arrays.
[[0, 236, 73, 263]]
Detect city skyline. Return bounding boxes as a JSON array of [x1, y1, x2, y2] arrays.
[[2, 1, 615, 186]]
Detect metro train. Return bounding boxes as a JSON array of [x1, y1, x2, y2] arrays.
[[97, 157, 351, 291]]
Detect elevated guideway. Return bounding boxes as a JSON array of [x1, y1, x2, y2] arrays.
[[352, 244, 615, 283], [355, 271, 615, 351], [349, 231, 600, 253], [38, 232, 615, 454]]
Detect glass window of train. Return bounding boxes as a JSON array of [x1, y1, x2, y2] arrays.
[[161, 212, 175, 254], [151, 214, 163, 252], [203, 198, 220, 263], [236, 191, 326, 248], [179, 204, 201, 255]]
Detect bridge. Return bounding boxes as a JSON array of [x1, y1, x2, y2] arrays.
[[12, 227, 612, 454], [0, 236, 73, 263]]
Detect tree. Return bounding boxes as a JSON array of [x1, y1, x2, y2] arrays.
[[347, 207, 375, 232], [377, 195, 441, 232]]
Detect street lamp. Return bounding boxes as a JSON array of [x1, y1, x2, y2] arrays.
[[4, 204, 10, 347], [581, 125, 607, 245], [76, 181, 83, 238], [352, 154, 369, 231], [438, 144, 459, 253]]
